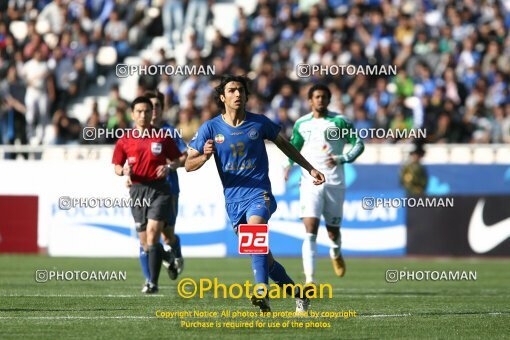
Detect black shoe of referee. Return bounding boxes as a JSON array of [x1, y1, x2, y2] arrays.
[[143, 282, 159, 294], [162, 250, 178, 280]]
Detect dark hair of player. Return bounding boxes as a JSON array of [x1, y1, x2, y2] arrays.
[[144, 90, 164, 107], [214, 74, 250, 110], [131, 96, 154, 111], [308, 83, 332, 100]]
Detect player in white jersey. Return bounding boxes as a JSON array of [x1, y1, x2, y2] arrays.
[[284, 84, 364, 284]]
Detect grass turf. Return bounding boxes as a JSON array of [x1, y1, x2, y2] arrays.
[[0, 255, 508, 339]]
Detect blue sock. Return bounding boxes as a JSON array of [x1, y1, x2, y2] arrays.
[[169, 234, 182, 258], [139, 246, 150, 281], [251, 254, 269, 285], [269, 260, 298, 297]]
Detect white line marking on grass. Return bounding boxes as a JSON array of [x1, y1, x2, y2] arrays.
[[334, 294, 428, 298], [0, 313, 505, 321], [361, 314, 412, 318], [1, 294, 167, 298], [360, 312, 505, 318], [0, 316, 151, 320]]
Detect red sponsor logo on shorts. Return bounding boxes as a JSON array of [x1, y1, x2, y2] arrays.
[[238, 224, 269, 254]]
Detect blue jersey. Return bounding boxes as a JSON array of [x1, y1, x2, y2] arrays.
[[189, 112, 281, 203], [162, 123, 188, 195]]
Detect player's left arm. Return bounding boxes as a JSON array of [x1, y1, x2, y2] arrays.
[[327, 118, 364, 167], [273, 133, 325, 185]]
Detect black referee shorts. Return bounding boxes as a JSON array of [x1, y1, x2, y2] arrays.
[[129, 179, 171, 232]]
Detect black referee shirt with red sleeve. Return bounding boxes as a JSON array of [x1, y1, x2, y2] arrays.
[[112, 127, 182, 184]]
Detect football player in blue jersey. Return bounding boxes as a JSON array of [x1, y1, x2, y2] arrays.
[[186, 75, 325, 312]]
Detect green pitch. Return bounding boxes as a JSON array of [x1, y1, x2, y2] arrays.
[[0, 255, 508, 339]]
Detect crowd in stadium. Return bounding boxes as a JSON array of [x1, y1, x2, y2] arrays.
[[1, 0, 510, 148]]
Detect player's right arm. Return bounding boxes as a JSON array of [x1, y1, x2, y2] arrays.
[[185, 140, 214, 172], [185, 123, 214, 172], [114, 164, 131, 176], [274, 133, 325, 185], [112, 138, 131, 176]]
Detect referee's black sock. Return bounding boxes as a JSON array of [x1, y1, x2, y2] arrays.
[[148, 243, 163, 286]]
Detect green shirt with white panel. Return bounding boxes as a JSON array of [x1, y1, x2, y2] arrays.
[[289, 111, 364, 187]]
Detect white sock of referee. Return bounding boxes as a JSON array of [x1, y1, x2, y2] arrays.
[[302, 233, 317, 284], [329, 232, 342, 259]]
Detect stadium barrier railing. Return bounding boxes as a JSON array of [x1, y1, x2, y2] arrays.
[[0, 144, 509, 164]]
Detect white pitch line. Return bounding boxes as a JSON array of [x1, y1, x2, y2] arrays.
[[0, 316, 151, 320], [361, 312, 505, 318], [0, 313, 504, 321], [361, 313, 412, 318], [331, 294, 429, 298], [1, 294, 167, 298]]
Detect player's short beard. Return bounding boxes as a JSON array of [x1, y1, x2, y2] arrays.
[[228, 101, 245, 114], [315, 106, 327, 114]]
